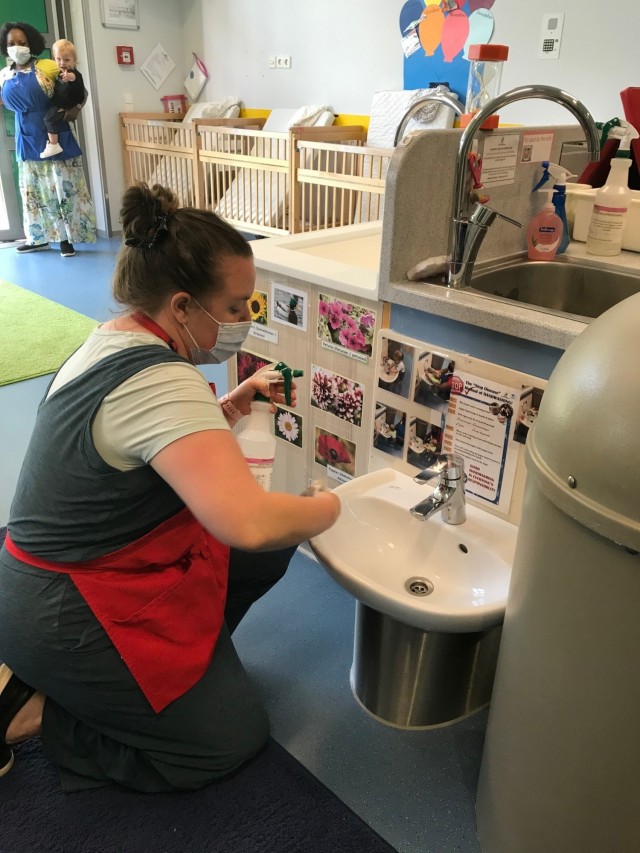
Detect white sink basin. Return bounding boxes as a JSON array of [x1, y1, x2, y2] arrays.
[[309, 468, 518, 633]]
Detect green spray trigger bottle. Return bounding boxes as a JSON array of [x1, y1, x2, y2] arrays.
[[237, 361, 304, 491]]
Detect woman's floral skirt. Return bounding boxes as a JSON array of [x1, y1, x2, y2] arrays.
[[18, 157, 97, 245]]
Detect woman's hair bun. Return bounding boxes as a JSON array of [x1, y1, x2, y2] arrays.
[[120, 182, 178, 246]]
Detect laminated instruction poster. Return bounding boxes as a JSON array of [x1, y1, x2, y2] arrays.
[[443, 370, 519, 512]]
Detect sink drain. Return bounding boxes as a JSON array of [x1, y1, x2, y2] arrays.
[[405, 577, 434, 596]]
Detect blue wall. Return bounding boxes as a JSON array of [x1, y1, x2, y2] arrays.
[[389, 304, 563, 380]]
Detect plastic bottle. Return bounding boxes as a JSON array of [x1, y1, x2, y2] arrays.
[[586, 143, 632, 257], [531, 162, 575, 255], [236, 361, 303, 492], [526, 190, 564, 260]]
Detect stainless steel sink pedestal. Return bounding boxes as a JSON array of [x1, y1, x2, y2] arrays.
[[351, 602, 502, 728]]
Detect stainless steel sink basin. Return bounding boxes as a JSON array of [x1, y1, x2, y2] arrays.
[[468, 259, 640, 322]]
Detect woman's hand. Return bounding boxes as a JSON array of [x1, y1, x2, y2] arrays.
[[230, 374, 298, 416], [60, 104, 81, 122], [61, 88, 88, 123]]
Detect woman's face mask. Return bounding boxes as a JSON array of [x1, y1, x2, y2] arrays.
[[183, 300, 252, 365], [8, 45, 31, 66]]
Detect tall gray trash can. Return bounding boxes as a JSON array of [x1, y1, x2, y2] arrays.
[[476, 292, 640, 853]]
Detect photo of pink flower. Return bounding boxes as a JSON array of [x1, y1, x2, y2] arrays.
[[236, 350, 271, 383], [311, 365, 364, 426], [317, 294, 376, 358]]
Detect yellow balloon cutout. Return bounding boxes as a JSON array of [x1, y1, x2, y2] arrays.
[[418, 5, 444, 57]]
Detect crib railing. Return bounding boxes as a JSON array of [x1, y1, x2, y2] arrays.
[[200, 125, 291, 235], [292, 139, 392, 233], [120, 114, 197, 206], [120, 114, 390, 235]]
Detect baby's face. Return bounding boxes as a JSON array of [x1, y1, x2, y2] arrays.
[[55, 49, 75, 70]]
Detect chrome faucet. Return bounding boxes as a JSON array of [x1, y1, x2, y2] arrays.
[[447, 84, 600, 289], [410, 453, 466, 525], [393, 92, 464, 147]]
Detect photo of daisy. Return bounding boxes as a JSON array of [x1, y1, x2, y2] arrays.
[[314, 427, 356, 477], [311, 364, 364, 426], [274, 406, 303, 448], [249, 290, 268, 325]]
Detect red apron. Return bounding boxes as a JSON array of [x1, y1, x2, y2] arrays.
[[4, 508, 229, 713]]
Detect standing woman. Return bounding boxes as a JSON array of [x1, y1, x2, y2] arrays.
[[0, 21, 96, 257]]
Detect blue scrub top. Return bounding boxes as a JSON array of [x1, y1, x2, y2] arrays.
[[0, 58, 82, 161]]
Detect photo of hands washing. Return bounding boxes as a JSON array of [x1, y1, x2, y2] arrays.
[[413, 351, 456, 410], [377, 337, 413, 399]]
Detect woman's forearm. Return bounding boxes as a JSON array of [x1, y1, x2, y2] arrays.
[[239, 490, 340, 551]]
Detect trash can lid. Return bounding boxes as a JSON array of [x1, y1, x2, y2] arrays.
[[526, 291, 640, 550]]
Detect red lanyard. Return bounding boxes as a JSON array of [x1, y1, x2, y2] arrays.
[[130, 311, 216, 394], [131, 311, 178, 352]]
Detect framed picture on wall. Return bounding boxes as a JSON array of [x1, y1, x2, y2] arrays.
[[101, 0, 140, 29]]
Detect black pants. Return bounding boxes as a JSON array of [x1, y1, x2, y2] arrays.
[[0, 542, 296, 792], [43, 103, 67, 135]]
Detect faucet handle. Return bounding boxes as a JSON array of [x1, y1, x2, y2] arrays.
[[469, 202, 522, 229], [413, 452, 465, 484]]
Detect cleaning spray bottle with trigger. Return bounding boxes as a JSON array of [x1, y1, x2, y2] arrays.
[[236, 361, 303, 492], [532, 162, 576, 255], [586, 128, 634, 257]]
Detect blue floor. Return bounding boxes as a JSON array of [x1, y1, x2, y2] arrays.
[[0, 239, 485, 853]]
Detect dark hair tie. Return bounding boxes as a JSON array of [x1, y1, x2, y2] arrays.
[[125, 213, 170, 249]]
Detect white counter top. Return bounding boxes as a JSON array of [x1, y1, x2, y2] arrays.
[[250, 222, 381, 301]]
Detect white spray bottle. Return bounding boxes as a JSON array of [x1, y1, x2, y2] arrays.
[[586, 125, 636, 257], [236, 361, 303, 491]]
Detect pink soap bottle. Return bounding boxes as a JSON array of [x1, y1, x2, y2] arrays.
[[526, 191, 564, 260]]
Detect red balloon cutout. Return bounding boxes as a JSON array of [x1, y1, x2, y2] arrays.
[[441, 9, 470, 62]]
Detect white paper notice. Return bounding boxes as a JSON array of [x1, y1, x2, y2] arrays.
[[480, 133, 520, 187], [442, 371, 519, 511], [521, 131, 554, 164], [140, 44, 175, 90]]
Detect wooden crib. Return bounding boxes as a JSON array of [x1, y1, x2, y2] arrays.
[[119, 112, 393, 236]]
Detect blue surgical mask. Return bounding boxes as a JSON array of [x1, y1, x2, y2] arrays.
[[8, 46, 31, 65], [183, 300, 252, 365]]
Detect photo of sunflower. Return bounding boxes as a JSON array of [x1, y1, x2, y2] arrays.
[[249, 290, 268, 325], [274, 406, 303, 447]]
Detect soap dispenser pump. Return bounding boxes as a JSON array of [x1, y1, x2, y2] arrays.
[[532, 161, 576, 254], [526, 189, 563, 260], [236, 361, 303, 491]]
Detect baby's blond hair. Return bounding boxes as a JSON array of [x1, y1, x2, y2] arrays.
[[52, 38, 77, 60]]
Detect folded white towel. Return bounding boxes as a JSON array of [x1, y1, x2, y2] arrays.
[[287, 104, 334, 128], [183, 97, 242, 123], [407, 255, 450, 282]]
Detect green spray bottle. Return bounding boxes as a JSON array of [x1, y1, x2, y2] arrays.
[[237, 361, 303, 491]]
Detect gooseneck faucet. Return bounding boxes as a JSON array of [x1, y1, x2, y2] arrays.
[[447, 84, 600, 289], [410, 453, 466, 525], [393, 92, 464, 147]]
